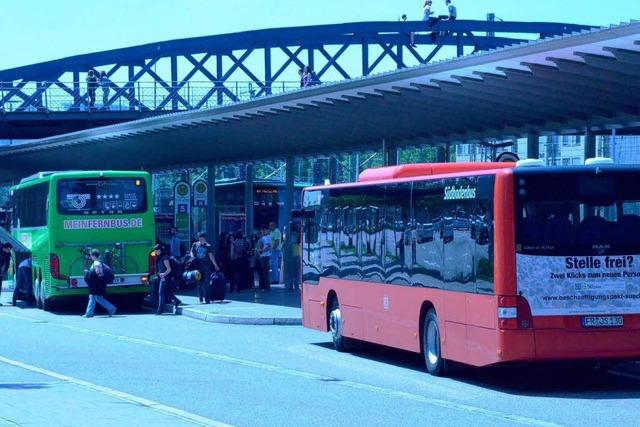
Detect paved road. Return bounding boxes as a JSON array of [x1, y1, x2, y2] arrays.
[[1, 304, 640, 427]]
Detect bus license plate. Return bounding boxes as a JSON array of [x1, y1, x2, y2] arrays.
[[581, 316, 623, 328]]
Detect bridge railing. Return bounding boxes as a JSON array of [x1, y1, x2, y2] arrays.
[[0, 80, 307, 113]]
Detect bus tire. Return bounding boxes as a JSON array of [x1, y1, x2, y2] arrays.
[[423, 309, 448, 376], [41, 296, 52, 312], [329, 298, 352, 352], [35, 281, 43, 309]]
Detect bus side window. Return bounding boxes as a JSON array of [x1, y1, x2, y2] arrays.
[[475, 175, 495, 295]]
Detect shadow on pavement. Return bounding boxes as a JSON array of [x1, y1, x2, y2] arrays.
[[176, 284, 301, 308], [314, 340, 640, 398], [0, 383, 53, 390]]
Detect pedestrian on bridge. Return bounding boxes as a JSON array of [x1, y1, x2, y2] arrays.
[[0, 242, 13, 306], [99, 71, 111, 110], [444, 0, 457, 20], [86, 70, 99, 110]]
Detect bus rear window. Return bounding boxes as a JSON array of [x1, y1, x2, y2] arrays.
[[515, 170, 640, 256], [57, 178, 147, 215]]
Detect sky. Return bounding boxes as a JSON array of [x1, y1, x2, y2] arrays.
[[1, 0, 639, 70]]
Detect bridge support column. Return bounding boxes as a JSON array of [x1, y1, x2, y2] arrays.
[[206, 164, 217, 245], [244, 163, 254, 239], [329, 156, 339, 184], [585, 132, 596, 160], [384, 146, 399, 166], [283, 156, 295, 289], [128, 66, 135, 111], [171, 56, 179, 111], [527, 133, 540, 159]]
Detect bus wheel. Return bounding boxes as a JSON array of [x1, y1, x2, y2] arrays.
[[329, 298, 352, 352], [423, 309, 448, 376], [41, 296, 52, 312], [35, 281, 43, 310]]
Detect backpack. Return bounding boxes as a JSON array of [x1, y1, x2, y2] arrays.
[[102, 263, 115, 285], [167, 256, 183, 280]]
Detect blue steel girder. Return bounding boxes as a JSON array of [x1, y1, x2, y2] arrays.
[[0, 20, 596, 114]]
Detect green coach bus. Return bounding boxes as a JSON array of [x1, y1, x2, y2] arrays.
[[10, 171, 155, 310]]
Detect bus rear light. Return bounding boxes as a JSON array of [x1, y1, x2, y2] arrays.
[[148, 251, 157, 275], [141, 276, 149, 284], [498, 307, 517, 319], [498, 296, 532, 330]]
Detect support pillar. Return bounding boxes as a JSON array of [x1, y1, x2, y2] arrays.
[[328, 156, 339, 184], [384, 146, 399, 166], [585, 132, 596, 160], [527, 133, 540, 159], [171, 55, 179, 111], [206, 164, 217, 245], [283, 157, 295, 289], [128, 66, 135, 111], [244, 163, 254, 239], [436, 145, 447, 163]]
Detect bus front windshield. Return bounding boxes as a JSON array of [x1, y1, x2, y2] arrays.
[[515, 170, 640, 256], [57, 178, 147, 216]]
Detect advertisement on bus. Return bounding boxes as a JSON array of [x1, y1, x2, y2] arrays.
[[517, 254, 640, 316]]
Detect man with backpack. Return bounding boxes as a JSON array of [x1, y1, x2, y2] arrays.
[[153, 244, 182, 315], [83, 249, 117, 318]]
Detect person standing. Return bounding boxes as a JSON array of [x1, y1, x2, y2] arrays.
[[83, 249, 117, 318], [99, 71, 111, 110], [191, 232, 220, 303], [0, 243, 13, 306], [153, 244, 182, 314], [12, 255, 32, 306], [257, 226, 272, 291], [168, 227, 183, 259], [269, 221, 282, 284], [290, 221, 302, 291], [230, 230, 251, 292], [86, 70, 98, 110]]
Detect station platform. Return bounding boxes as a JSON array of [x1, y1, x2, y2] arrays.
[[152, 284, 303, 326]]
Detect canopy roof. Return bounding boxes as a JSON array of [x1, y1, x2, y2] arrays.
[[1, 22, 639, 182]]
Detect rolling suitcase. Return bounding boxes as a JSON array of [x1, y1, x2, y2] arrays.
[[209, 271, 226, 302]]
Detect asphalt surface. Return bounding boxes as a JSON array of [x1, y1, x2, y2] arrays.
[[2, 300, 640, 426]]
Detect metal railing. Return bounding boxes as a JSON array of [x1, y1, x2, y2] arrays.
[[0, 80, 311, 113]]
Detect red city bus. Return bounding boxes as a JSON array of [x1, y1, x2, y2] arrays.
[[299, 161, 640, 375]]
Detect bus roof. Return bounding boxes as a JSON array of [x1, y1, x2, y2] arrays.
[[357, 163, 515, 183], [14, 170, 150, 189]]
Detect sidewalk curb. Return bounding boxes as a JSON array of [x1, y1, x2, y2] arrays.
[[181, 307, 302, 326]]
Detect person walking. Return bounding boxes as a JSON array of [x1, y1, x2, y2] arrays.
[[99, 70, 111, 110], [257, 226, 272, 291], [269, 222, 282, 284], [168, 227, 183, 259], [191, 232, 220, 303], [86, 70, 98, 110], [83, 249, 117, 318], [12, 255, 32, 306], [153, 244, 182, 314], [0, 243, 13, 306]]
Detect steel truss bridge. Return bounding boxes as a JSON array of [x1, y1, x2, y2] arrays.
[[0, 20, 593, 138]]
